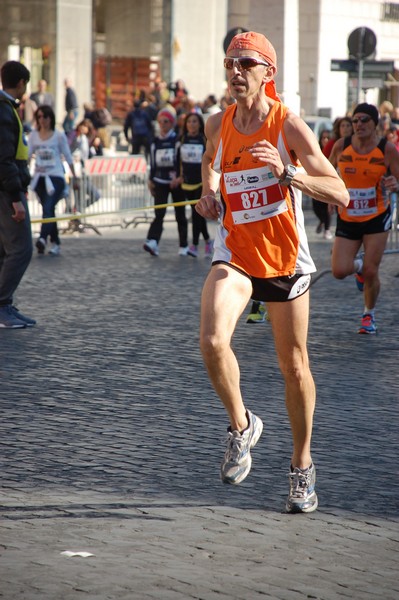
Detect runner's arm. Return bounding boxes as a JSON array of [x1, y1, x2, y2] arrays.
[[283, 114, 349, 207], [249, 112, 349, 208]]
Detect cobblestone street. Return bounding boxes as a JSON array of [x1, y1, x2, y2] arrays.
[[1, 210, 398, 600]]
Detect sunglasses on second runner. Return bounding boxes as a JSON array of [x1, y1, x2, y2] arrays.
[[223, 56, 270, 71], [351, 116, 372, 124]]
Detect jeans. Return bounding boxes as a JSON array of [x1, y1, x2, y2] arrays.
[[147, 182, 188, 247], [0, 191, 32, 305], [35, 176, 66, 245], [63, 109, 78, 134]]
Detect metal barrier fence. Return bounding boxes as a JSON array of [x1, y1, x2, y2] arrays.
[[29, 155, 153, 234], [28, 161, 399, 251], [386, 192, 398, 252]]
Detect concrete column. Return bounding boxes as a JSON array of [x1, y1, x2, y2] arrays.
[[280, 0, 300, 113], [171, 0, 228, 101], [55, 0, 93, 127], [227, 0, 301, 113]]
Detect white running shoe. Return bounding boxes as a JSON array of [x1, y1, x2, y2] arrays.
[[286, 463, 318, 513], [221, 410, 263, 485], [143, 239, 159, 256]]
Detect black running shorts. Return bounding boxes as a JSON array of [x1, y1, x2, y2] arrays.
[[213, 261, 311, 302], [335, 207, 392, 240]]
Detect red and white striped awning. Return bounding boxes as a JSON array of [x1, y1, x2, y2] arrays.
[[84, 155, 147, 175]]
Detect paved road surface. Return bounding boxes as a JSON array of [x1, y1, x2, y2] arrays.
[[1, 209, 398, 599]]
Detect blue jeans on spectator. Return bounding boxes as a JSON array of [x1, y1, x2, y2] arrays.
[[35, 176, 65, 245], [63, 109, 78, 134]]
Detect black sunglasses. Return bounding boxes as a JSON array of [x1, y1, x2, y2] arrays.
[[351, 116, 372, 124], [223, 56, 270, 71]]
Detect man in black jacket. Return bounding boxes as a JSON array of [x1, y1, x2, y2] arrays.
[[0, 60, 35, 328], [63, 78, 78, 134], [124, 100, 153, 161]]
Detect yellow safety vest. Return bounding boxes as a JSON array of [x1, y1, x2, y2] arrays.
[[0, 96, 29, 161], [11, 105, 29, 161]]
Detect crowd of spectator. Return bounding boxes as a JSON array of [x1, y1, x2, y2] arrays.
[[16, 72, 399, 257], [122, 78, 236, 153], [20, 75, 399, 160]]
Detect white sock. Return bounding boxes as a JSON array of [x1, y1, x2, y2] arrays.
[[364, 307, 375, 317], [354, 258, 363, 274]]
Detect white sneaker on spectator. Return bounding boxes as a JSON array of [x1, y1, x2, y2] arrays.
[[143, 239, 159, 256], [36, 237, 46, 255], [178, 246, 189, 256], [49, 243, 61, 256]]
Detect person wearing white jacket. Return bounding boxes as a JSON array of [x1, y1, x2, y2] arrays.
[[28, 105, 76, 255]]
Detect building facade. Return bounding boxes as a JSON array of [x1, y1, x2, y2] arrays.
[[0, 0, 92, 125], [0, 0, 398, 125]]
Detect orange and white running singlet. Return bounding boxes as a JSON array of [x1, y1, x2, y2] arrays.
[[212, 102, 315, 278], [337, 139, 389, 223]]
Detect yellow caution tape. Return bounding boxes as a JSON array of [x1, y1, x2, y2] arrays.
[[30, 199, 200, 224]]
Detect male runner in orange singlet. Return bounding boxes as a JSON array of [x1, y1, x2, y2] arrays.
[[329, 102, 399, 334], [196, 31, 349, 513]]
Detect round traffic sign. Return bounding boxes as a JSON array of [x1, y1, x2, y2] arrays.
[[348, 27, 376, 60], [223, 27, 249, 54]]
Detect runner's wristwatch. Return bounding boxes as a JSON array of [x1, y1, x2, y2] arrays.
[[279, 164, 297, 186]]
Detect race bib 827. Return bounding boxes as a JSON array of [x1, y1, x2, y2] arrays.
[[224, 166, 288, 224]]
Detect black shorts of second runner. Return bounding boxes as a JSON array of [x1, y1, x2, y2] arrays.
[[335, 207, 392, 240], [213, 261, 311, 302]]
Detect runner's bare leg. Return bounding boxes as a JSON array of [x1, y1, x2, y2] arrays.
[[200, 264, 252, 432], [267, 292, 315, 470]]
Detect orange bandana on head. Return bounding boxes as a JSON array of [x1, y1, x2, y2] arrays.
[[226, 31, 279, 101]]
